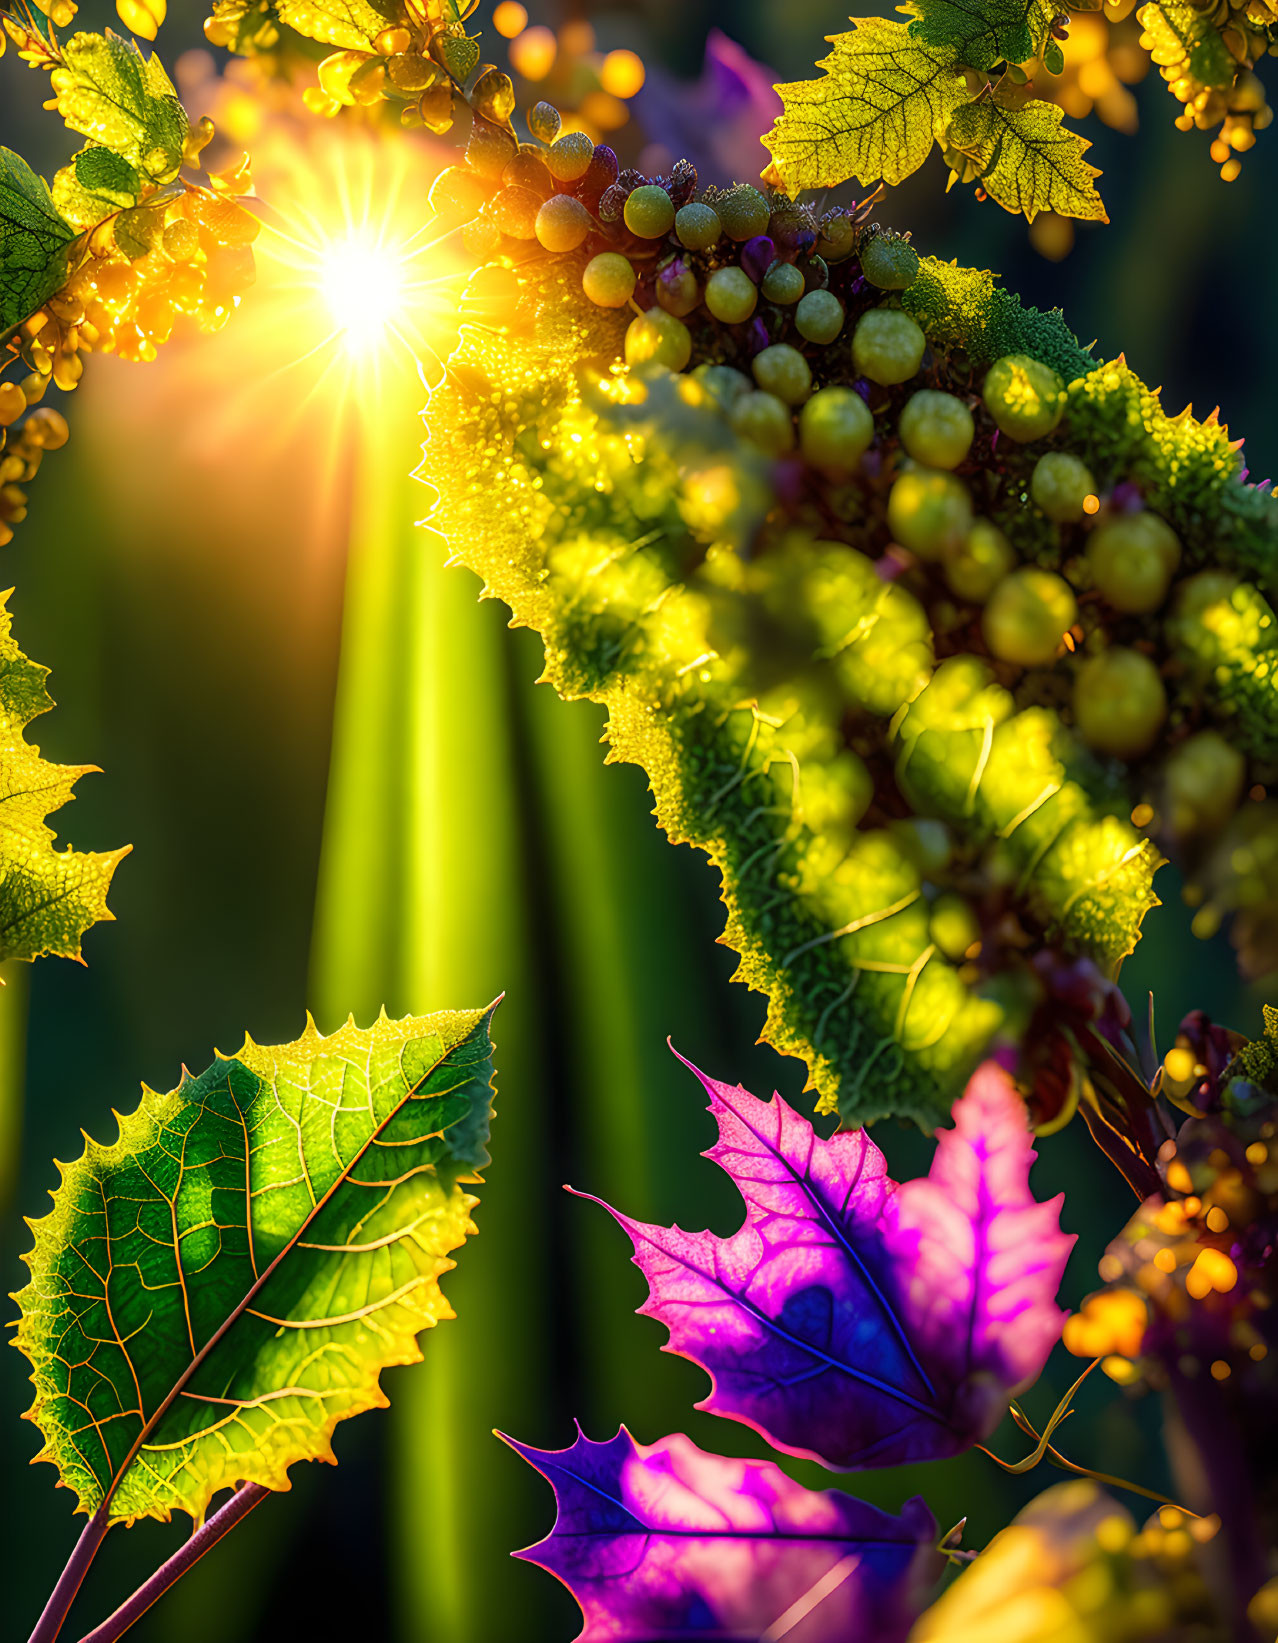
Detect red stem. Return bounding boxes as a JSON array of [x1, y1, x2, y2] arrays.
[[28, 1506, 112, 1643], [74, 1485, 270, 1643]]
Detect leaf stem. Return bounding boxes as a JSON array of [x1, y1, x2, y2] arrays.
[[28, 1505, 111, 1643], [74, 1485, 269, 1643]]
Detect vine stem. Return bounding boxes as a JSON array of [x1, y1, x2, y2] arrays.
[[28, 1505, 111, 1643], [74, 1485, 269, 1643]]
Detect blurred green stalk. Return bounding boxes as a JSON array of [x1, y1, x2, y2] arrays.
[[306, 376, 710, 1639], [0, 959, 29, 1216]]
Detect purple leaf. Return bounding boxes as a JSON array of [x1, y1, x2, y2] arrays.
[[580, 1054, 1073, 1469], [503, 1425, 941, 1642]]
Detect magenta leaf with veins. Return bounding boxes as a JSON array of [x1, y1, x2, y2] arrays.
[[578, 1055, 1073, 1469], [502, 1426, 941, 1642]]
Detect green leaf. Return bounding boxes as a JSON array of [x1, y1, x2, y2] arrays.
[[1137, 0, 1235, 92], [0, 590, 130, 964], [1043, 36, 1065, 75], [51, 145, 143, 233], [947, 90, 1108, 222], [764, 19, 970, 194], [0, 148, 76, 333], [50, 31, 189, 183], [15, 1004, 498, 1524], [440, 31, 480, 82], [275, 0, 388, 49], [907, 0, 1056, 72]]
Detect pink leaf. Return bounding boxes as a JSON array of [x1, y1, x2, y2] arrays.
[[503, 1425, 941, 1642], [582, 1053, 1073, 1468]]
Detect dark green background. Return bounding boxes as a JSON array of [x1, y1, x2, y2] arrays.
[[1, 3, 1273, 1638]]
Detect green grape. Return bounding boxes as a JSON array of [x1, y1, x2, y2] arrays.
[[1087, 511, 1182, 613], [982, 354, 1066, 442], [944, 519, 1016, 603], [795, 289, 844, 345], [675, 202, 721, 250], [729, 390, 795, 456], [705, 266, 758, 323], [535, 193, 593, 252], [930, 891, 980, 960], [624, 308, 692, 371], [624, 184, 676, 239], [860, 233, 920, 291], [718, 184, 770, 242], [851, 307, 926, 385], [982, 567, 1077, 665], [815, 212, 856, 263], [582, 252, 636, 308], [799, 386, 875, 478], [1072, 647, 1167, 759], [692, 363, 751, 410], [1172, 568, 1239, 625], [656, 262, 700, 317], [528, 100, 561, 143], [752, 344, 812, 405], [1030, 452, 1095, 522], [898, 390, 974, 470], [887, 468, 972, 561], [762, 261, 805, 304], [1165, 729, 1246, 836], [545, 131, 595, 181], [798, 749, 874, 839]]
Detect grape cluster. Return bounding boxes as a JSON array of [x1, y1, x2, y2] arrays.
[[0, 379, 68, 549], [422, 95, 1278, 1123], [0, 185, 257, 548], [1140, 0, 1277, 178]]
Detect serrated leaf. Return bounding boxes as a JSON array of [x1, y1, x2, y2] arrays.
[[0, 148, 77, 332], [947, 90, 1107, 222], [51, 145, 142, 233], [0, 590, 129, 963], [764, 19, 970, 194], [1137, 0, 1235, 91], [50, 31, 188, 182], [586, 1054, 1072, 1469], [14, 1005, 498, 1523], [275, 0, 387, 50], [907, 0, 1056, 73], [504, 1426, 943, 1642], [440, 31, 480, 82]]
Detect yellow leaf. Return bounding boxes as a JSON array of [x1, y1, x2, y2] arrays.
[[0, 589, 130, 964], [947, 91, 1108, 222], [764, 18, 970, 195]]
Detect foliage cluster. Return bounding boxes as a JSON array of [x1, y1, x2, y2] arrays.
[[763, 0, 1277, 217], [1, 3, 1278, 1642]]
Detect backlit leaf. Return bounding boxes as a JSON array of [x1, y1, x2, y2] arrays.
[[275, 0, 388, 50], [504, 1426, 942, 1642], [0, 590, 129, 963], [947, 90, 1107, 221], [50, 31, 188, 182], [584, 1054, 1072, 1469], [51, 145, 143, 233], [0, 148, 77, 332], [764, 19, 969, 194], [908, 0, 1057, 73], [15, 1005, 497, 1523]]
